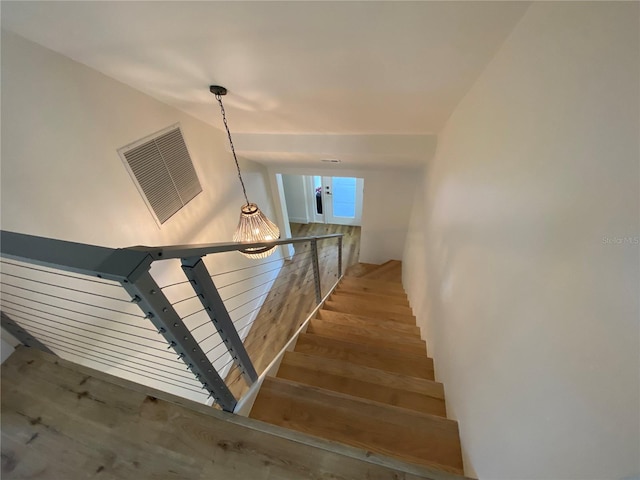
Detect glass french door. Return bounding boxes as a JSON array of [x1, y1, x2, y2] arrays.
[[312, 176, 363, 226]]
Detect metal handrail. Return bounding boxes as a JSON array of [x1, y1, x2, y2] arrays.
[[131, 233, 344, 260], [0, 229, 345, 412]]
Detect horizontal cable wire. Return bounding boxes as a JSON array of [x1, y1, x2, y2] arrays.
[[0, 271, 132, 303], [209, 348, 231, 365], [226, 365, 244, 386], [42, 343, 206, 395], [227, 278, 315, 320], [28, 329, 191, 375], [219, 355, 237, 372], [236, 319, 256, 335], [0, 293, 150, 328], [171, 294, 198, 306], [1, 298, 155, 332], [2, 300, 155, 332], [225, 268, 315, 316], [160, 280, 191, 290], [230, 284, 312, 327], [221, 260, 312, 304], [6, 312, 171, 351], [204, 339, 225, 356], [210, 251, 311, 278], [0, 260, 121, 287], [197, 329, 219, 345], [181, 307, 205, 321], [6, 320, 181, 364], [0, 283, 143, 318], [190, 317, 212, 332], [215, 255, 313, 291], [1, 304, 164, 343], [37, 335, 200, 385]]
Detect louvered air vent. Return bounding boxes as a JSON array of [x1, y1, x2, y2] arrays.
[[119, 125, 202, 225]]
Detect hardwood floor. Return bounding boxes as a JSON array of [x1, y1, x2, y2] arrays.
[[1, 347, 458, 480], [226, 223, 360, 399]]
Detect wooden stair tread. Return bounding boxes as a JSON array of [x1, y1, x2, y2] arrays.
[[312, 314, 423, 341], [344, 263, 380, 278], [333, 288, 411, 306], [324, 299, 416, 324], [327, 294, 413, 315], [361, 260, 403, 283], [295, 333, 434, 380], [340, 276, 406, 294], [336, 284, 408, 300], [316, 309, 421, 336], [307, 319, 426, 354], [278, 351, 446, 416], [250, 377, 463, 474]]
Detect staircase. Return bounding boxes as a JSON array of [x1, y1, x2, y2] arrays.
[[250, 260, 466, 476]]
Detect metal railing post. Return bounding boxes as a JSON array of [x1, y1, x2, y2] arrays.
[[337, 236, 343, 278], [181, 257, 258, 385], [310, 239, 322, 304], [121, 269, 237, 411]]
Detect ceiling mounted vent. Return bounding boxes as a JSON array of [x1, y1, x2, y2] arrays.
[[119, 125, 202, 225]]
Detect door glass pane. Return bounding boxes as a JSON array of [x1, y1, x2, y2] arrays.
[[332, 177, 356, 218], [313, 176, 323, 214]]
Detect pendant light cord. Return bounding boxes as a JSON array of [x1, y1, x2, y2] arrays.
[[215, 94, 250, 206]]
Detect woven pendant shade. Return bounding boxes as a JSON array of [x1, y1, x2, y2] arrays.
[[210, 85, 281, 259], [233, 203, 281, 259]]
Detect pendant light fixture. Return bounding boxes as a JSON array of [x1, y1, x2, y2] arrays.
[[210, 85, 280, 259]]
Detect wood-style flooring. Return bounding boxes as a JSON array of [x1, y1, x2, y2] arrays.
[[0, 347, 460, 480], [225, 223, 360, 398]]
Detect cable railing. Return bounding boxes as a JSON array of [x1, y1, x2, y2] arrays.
[[0, 230, 343, 412]]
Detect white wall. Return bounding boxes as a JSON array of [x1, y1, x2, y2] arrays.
[[281, 174, 309, 223], [1, 30, 284, 402], [270, 166, 419, 264], [402, 3, 639, 479]]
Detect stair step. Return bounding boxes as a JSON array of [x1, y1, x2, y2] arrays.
[[361, 260, 403, 283], [340, 276, 406, 294], [316, 309, 421, 336], [344, 263, 380, 278], [334, 287, 411, 306], [278, 351, 446, 416], [307, 319, 426, 355], [250, 377, 463, 474], [295, 333, 434, 380], [324, 299, 416, 324], [337, 283, 408, 300]]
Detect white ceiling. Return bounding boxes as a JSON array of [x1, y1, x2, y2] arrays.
[[1, 1, 529, 169]]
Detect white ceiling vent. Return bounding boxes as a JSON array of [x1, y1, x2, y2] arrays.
[[119, 125, 202, 225]]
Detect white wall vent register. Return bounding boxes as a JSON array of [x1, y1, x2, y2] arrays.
[[119, 125, 202, 225]]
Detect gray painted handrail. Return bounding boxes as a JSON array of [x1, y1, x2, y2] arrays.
[[130, 233, 344, 260], [0, 230, 343, 272]]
